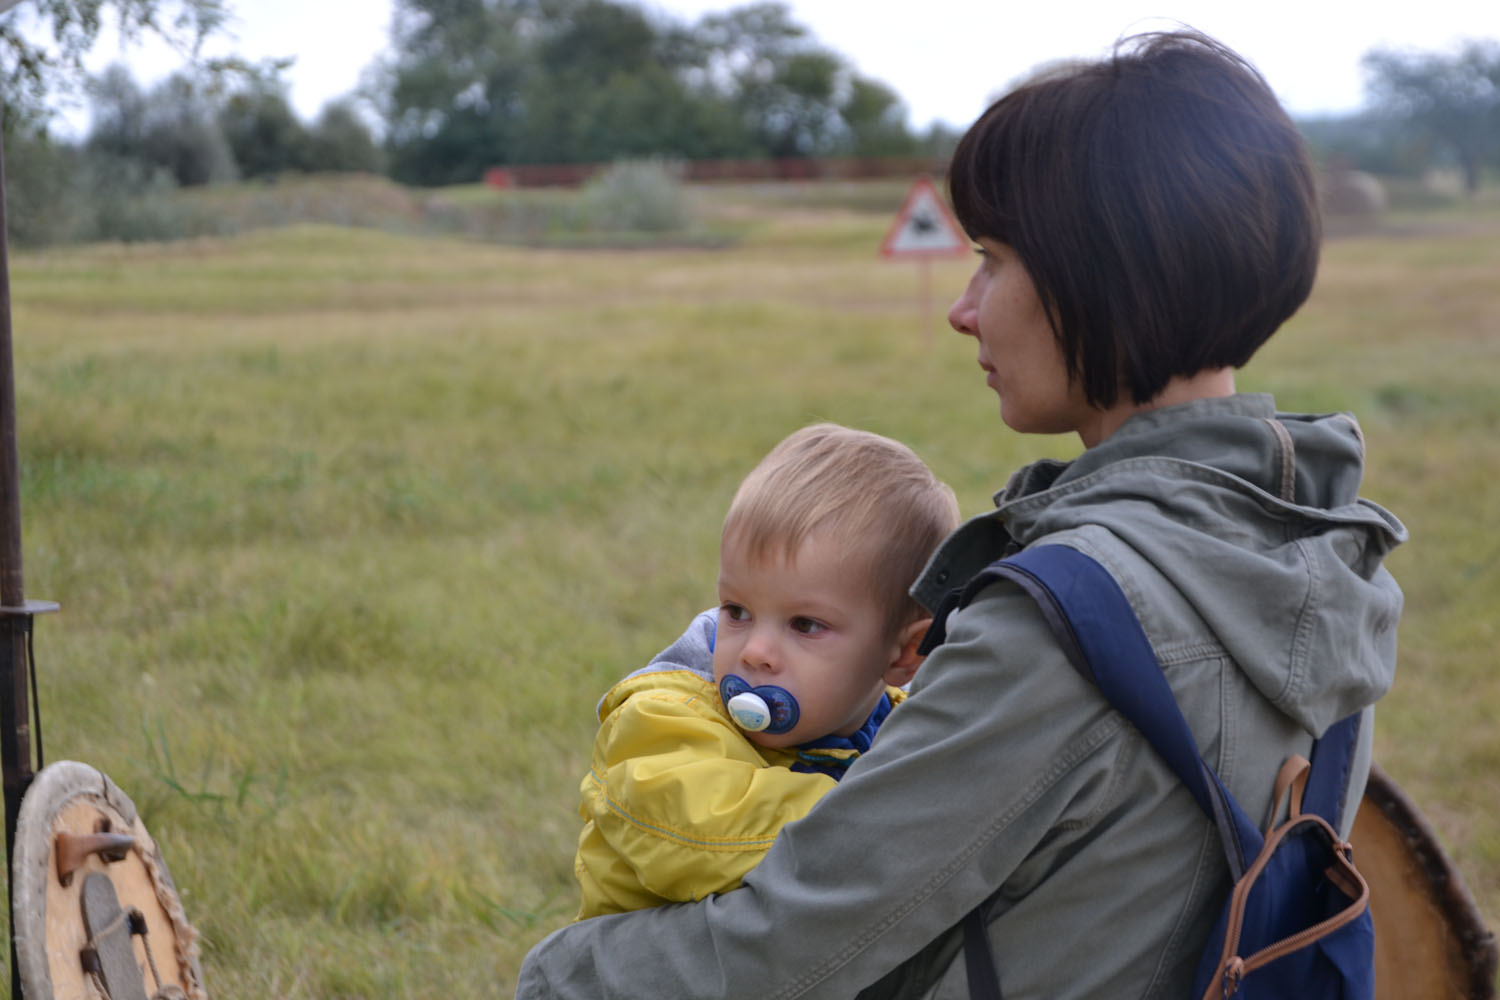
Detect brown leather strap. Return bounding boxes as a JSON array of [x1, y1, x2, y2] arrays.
[[1271, 756, 1310, 822], [1199, 813, 1369, 1000], [1262, 418, 1297, 502]]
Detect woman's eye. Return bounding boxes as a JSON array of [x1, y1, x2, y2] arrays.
[[790, 617, 827, 635]]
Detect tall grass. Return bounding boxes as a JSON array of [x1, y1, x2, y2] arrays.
[[4, 200, 1497, 996]]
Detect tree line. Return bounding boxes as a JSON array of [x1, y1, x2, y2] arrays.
[[4, 0, 950, 186], [376, 0, 944, 185], [0, 0, 1497, 245]]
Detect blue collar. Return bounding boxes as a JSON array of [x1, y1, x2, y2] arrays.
[[789, 693, 893, 780]]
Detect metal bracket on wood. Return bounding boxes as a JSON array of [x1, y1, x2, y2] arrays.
[[0, 602, 59, 618]]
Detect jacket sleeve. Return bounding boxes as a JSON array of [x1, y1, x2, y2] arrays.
[[521, 585, 1130, 998], [577, 689, 838, 918]]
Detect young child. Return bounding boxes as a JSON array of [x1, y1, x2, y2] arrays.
[[573, 423, 960, 919]]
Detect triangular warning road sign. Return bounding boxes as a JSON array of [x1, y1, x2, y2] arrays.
[[879, 177, 970, 258]]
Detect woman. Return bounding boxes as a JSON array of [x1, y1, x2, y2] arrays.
[[517, 30, 1405, 999]]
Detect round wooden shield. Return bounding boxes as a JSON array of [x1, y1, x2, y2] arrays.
[[1354, 763, 1498, 1000], [11, 760, 208, 1000]]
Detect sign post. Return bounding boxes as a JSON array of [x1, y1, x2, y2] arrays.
[[878, 177, 971, 345]]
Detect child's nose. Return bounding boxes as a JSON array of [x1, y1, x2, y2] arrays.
[[740, 629, 779, 672]]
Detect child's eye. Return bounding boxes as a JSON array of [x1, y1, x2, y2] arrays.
[[790, 617, 827, 636], [720, 603, 749, 622]]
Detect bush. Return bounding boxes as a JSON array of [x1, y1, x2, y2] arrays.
[[574, 159, 692, 233], [3, 127, 78, 247], [70, 153, 202, 243]]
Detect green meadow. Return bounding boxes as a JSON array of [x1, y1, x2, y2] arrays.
[[4, 188, 1498, 996]]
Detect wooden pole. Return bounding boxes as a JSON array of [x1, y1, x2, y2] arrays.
[[920, 258, 934, 348], [0, 121, 34, 1000]]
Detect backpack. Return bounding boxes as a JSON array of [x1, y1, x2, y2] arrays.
[[949, 544, 1374, 1000]]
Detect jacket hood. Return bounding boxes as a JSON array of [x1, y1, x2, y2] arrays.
[[598, 610, 718, 720], [994, 394, 1406, 734]]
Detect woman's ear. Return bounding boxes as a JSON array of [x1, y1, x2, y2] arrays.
[[884, 617, 933, 687]]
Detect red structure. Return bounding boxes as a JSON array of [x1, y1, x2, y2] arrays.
[[488, 155, 947, 189]]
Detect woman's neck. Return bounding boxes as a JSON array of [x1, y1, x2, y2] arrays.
[[1079, 368, 1238, 449]]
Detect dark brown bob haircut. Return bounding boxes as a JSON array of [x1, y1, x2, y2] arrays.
[[948, 31, 1321, 408]]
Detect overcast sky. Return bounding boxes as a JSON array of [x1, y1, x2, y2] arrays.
[[42, 0, 1500, 133]]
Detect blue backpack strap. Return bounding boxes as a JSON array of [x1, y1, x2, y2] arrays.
[[1301, 712, 1362, 825], [959, 545, 1268, 874]]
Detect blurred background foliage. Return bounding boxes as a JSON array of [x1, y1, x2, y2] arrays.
[[0, 1, 1497, 246]]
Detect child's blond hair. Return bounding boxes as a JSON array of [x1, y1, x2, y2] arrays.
[[722, 424, 960, 631]]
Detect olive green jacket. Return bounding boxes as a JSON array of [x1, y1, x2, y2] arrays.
[[517, 394, 1406, 999]]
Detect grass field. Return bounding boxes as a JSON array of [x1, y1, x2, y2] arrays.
[[3, 186, 1498, 996]]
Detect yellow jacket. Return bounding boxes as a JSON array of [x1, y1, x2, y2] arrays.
[[575, 613, 903, 918]]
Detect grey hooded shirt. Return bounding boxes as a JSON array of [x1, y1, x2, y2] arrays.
[[517, 393, 1406, 1000]]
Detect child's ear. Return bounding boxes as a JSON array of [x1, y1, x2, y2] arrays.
[[883, 618, 932, 687]]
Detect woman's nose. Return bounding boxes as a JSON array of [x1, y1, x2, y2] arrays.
[[948, 275, 979, 337]]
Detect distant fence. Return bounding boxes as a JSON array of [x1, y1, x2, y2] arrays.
[[484, 155, 948, 189]]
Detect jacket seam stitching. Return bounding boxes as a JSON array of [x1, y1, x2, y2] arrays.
[[1155, 640, 1226, 665], [1144, 821, 1224, 995], [1280, 537, 1319, 710]]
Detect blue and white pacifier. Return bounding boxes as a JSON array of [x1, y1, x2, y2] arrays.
[[719, 675, 801, 735]]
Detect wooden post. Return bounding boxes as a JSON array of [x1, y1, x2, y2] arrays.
[[0, 118, 33, 1000], [920, 258, 935, 348]]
